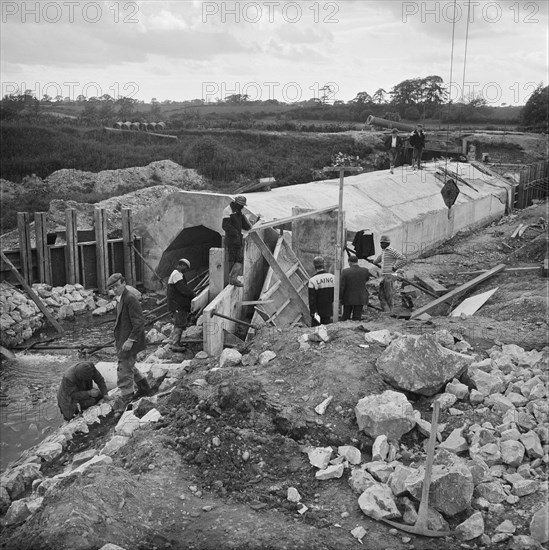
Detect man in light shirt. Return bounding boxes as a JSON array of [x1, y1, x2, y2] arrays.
[[372, 235, 406, 314]]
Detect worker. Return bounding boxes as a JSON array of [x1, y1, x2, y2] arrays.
[[222, 195, 253, 287], [57, 361, 108, 421], [167, 258, 196, 350], [384, 128, 403, 174], [308, 256, 335, 326], [340, 255, 372, 321], [107, 273, 151, 411], [409, 124, 426, 171], [372, 235, 407, 314]]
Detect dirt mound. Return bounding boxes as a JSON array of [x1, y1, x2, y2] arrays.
[[44, 160, 206, 196]]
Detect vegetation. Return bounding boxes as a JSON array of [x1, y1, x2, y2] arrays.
[[521, 84, 548, 131]]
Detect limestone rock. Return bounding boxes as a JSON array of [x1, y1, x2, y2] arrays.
[[258, 350, 276, 365], [364, 329, 392, 346], [35, 441, 63, 462], [307, 447, 332, 470], [99, 545, 128, 550], [440, 428, 468, 454], [376, 334, 474, 396], [405, 463, 474, 516], [434, 392, 457, 410], [468, 368, 506, 396], [115, 410, 141, 437], [520, 431, 544, 459], [348, 467, 376, 494], [388, 464, 415, 496], [485, 393, 515, 413], [456, 511, 485, 541], [287, 487, 301, 502], [358, 483, 400, 520], [338, 445, 361, 465], [474, 480, 507, 504], [219, 348, 242, 368], [501, 440, 525, 467], [72, 449, 98, 467], [314, 396, 333, 415], [529, 505, 549, 544], [364, 461, 394, 483], [372, 435, 389, 461], [446, 378, 469, 399], [509, 535, 543, 550], [4, 499, 31, 526], [101, 435, 129, 456], [400, 497, 450, 531], [315, 463, 344, 480], [0, 485, 11, 515], [355, 390, 415, 440]]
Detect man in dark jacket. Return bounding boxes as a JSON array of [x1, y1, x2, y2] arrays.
[[57, 361, 108, 421], [409, 124, 426, 171], [167, 258, 196, 350], [107, 273, 150, 409], [384, 128, 403, 174], [222, 195, 252, 287], [308, 256, 335, 326], [340, 255, 372, 321]]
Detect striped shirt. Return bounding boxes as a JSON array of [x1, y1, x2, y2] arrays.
[[374, 246, 406, 275]]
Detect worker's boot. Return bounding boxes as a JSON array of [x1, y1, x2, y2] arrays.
[[111, 393, 133, 415], [170, 326, 184, 350], [134, 378, 152, 398]]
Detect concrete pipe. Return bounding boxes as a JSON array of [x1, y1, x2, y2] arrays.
[[366, 115, 417, 132]]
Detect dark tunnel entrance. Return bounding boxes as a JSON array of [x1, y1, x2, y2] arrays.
[[157, 225, 222, 280]]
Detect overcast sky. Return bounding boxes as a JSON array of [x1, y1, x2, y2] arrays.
[[1, 0, 547, 105]]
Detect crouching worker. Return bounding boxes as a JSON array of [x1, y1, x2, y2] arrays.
[[57, 361, 108, 421], [167, 258, 196, 350]]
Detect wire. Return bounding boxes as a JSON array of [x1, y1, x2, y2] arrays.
[[458, 0, 472, 137], [444, 0, 458, 174]]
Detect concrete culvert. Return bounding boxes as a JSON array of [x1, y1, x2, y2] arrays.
[[156, 225, 222, 280]]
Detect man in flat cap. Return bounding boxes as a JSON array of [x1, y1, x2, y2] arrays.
[[107, 273, 150, 409], [222, 195, 253, 287], [167, 258, 196, 350], [340, 255, 372, 321], [372, 235, 406, 314]]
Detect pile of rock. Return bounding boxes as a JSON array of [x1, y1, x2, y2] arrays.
[[0, 282, 107, 347], [302, 338, 549, 546]]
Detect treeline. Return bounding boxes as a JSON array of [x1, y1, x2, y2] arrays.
[[0, 122, 373, 232]]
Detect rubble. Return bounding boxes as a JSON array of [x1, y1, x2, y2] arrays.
[[376, 334, 474, 396], [456, 511, 485, 540], [355, 390, 415, 440], [357, 483, 400, 521]]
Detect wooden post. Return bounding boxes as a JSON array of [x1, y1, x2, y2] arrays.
[[94, 208, 109, 293], [17, 212, 33, 285], [322, 166, 362, 322], [121, 208, 136, 285], [0, 251, 64, 333], [65, 209, 79, 285], [35, 212, 51, 285], [209, 247, 225, 302]]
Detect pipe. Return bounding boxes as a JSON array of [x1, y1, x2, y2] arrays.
[[366, 115, 416, 132], [211, 311, 256, 329]]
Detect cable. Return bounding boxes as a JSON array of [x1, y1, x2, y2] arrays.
[[444, 0, 458, 174], [458, 0, 472, 137]]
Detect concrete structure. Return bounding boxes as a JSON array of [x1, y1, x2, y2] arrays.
[[132, 160, 511, 291]]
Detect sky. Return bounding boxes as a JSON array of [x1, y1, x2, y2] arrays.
[[1, 0, 547, 106]]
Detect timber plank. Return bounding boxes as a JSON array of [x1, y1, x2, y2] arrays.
[[410, 263, 506, 320], [450, 287, 499, 317], [413, 275, 448, 296]]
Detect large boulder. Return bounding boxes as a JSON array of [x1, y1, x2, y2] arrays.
[[404, 461, 474, 516], [355, 390, 415, 440], [376, 334, 474, 396], [358, 483, 400, 520]]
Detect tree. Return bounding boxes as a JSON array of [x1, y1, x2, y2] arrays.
[[372, 88, 387, 104], [351, 91, 373, 104], [420, 75, 447, 105], [521, 84, 548, 130]]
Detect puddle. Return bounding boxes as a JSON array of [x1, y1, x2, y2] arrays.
[[0, 353, 77, 472]]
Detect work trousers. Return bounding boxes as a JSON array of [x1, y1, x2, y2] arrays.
[[117, 349, 145, 398], [412, 146, 423, 169], [59, 395, 99, 421], [171, 310, 189, 346], [379, 275, 396, 313], [342, 305, 364, 321], [227, 246, 244, 284], [312, 315, 332, 326], [388, 148, 399, 168]]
